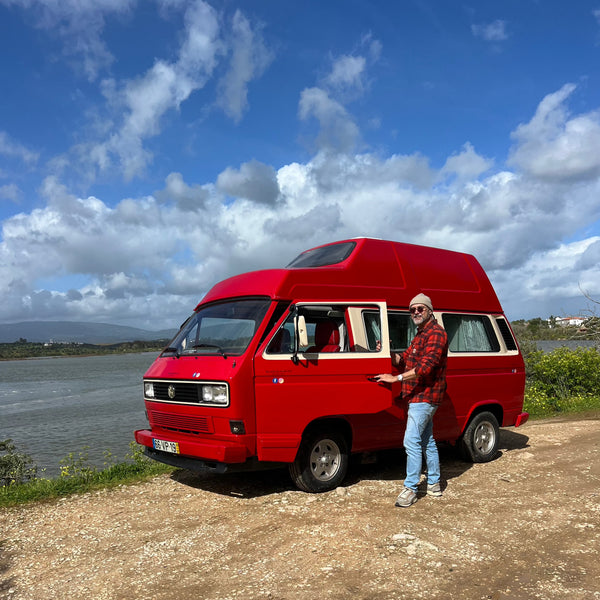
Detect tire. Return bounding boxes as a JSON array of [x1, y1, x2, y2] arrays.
[[288, 430, 349, 493], [459, 411, 500, 463]]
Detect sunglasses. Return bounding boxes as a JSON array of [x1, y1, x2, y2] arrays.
[[409, 305, 428, 314]]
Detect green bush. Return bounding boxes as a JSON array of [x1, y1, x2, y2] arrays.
[[0, 439, 39, 486], [526, 347, 600, 399], [524, 346, 600, 417]]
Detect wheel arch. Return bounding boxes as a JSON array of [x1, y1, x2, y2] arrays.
[[461, 401, 503, 435], [297, 417, 353, 457], [288, 417, 353, 493]]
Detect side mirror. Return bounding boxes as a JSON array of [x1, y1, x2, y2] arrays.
[[296, 315, 308, 348], [290, 305, 308, 364]]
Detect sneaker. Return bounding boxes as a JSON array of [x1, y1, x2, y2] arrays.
[[427, 482, 442, 497], [395, 487, 418, 507]]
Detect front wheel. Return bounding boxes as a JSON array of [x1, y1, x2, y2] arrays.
[[459, 411, 500, 463], [288, 430, 349, 493]]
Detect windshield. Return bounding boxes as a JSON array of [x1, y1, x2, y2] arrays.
[[165, 298, 271, 357]]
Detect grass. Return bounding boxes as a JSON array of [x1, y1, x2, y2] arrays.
[[0, 444, 173, 508]]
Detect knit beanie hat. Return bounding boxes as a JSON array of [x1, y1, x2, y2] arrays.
[[409, 293, 433, 311]]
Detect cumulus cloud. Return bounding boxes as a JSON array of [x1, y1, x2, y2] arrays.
[[441, 143, 493, 181], [216, 160, 279, 205], [155, 172, 210, 211], [509, 83, 600, 181], [0, 69, 600, 329], [471, 19, 509, 42]]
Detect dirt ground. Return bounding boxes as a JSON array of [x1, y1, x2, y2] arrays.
[[1, 415, 599, 600]]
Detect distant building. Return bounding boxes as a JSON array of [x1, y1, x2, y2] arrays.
[[552, 316, 585, 327]]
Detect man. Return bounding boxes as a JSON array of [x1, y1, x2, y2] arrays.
[[376, 293, 448, 508]]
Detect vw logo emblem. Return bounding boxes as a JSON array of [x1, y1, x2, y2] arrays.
[[167, 384, 176, 399]]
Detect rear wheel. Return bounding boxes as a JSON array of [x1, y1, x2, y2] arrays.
[[289, 430, 349, 493], [459, 411, 500, 463]]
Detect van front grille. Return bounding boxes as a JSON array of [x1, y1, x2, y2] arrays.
[[152, 381, 201, 403], [149, 410, 214, 435]]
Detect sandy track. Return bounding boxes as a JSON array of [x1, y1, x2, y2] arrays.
[[1, 415, 599, 600]]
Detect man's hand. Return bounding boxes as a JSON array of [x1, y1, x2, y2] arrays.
[[374, 373, 398, 384]]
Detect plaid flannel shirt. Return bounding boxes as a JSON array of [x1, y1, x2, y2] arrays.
[[399, 317, 448, 405]]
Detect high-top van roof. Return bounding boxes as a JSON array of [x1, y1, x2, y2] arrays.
[[198, 238, 503, 313]]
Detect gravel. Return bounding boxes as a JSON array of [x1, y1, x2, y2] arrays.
[[1, 415, 599, 600]]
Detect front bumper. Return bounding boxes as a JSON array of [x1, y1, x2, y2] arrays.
[[134, 428, 249, 464]]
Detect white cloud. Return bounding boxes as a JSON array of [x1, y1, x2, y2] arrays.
[[155, 172, 210, 211], [3, 76, 600, 326], [0, 131, 39, 164], [509, 83, 600, 181], [216, 160, 280, 205], [471, 20, 509, 42], [493, 237, 600, 319], [299, 87, 361, 153], [64, 1, 273, 182], [0, 184, 22, 202], [89, 0, 222, 180], [297, 37, 382, 154], [216, 10, 273, 123], [442, 143, 493, 181], [325, 55, 366, 93], [0, 0, 136, 80]]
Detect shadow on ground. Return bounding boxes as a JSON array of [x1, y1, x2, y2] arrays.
[[170, 428, 529, 499]]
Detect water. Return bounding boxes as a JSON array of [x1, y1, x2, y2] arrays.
[[536, 340, 599, 352], [0, 352, 159, 477]]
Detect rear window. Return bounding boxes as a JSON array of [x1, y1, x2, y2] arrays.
[[442, 314, 500, 353], [286, 242, 356, 268], [495, 317, 518, 351]]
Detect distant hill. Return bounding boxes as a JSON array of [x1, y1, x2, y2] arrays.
[[0, 321, 176, 345]]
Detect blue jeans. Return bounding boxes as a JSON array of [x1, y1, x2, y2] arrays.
[[403, 402, 440, 491]]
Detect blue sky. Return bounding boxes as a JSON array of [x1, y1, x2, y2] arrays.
[[1, 0, 600, 330]]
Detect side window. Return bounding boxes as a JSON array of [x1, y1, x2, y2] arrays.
[[363, 311, 381, 350], [442, 314, 500, 353], [268, 306, 347, 354], [304, 316, 345, 352], [362, 311, 416, 351], [266, 322, 295, 354], [495, 317, 518, 351], [388, 312, 416, 352]]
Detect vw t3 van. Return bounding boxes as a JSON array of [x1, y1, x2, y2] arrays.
[[135, 238, 528, 492]]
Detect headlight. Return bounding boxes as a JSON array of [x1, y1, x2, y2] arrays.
[[201, 384, 228, 405], [144, 382, 155, 398]]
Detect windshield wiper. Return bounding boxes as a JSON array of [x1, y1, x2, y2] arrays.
[[161, 346, 180, 358], [190, 344, 228, 358]]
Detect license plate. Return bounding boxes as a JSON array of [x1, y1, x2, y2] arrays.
[[153, 439, 180, 454]]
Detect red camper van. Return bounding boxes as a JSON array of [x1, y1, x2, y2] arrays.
[[134, 238, 528, 492]]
